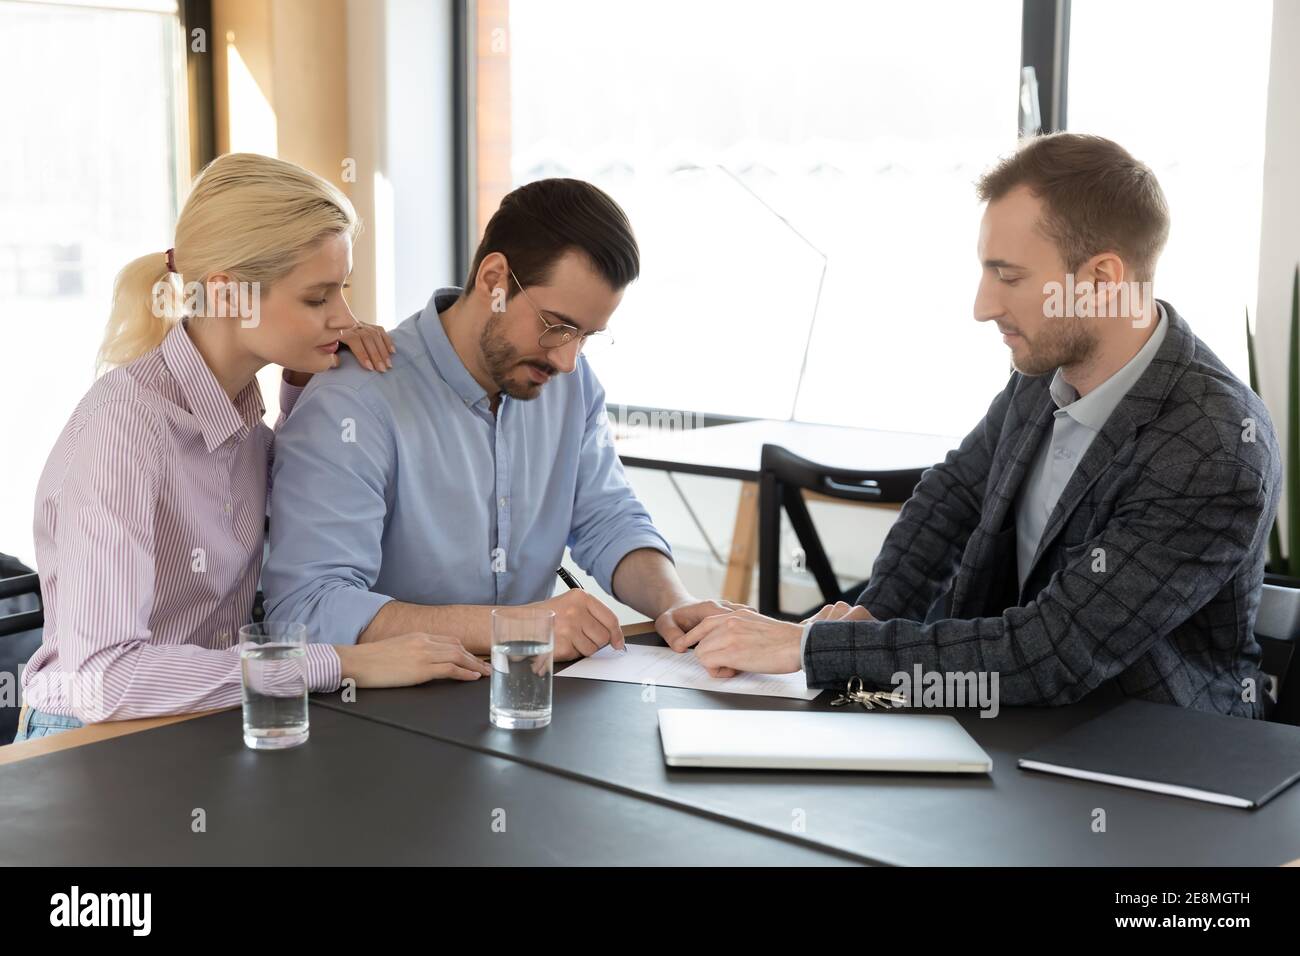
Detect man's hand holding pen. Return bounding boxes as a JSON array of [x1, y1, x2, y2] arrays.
[[533, 588, 626, 660]]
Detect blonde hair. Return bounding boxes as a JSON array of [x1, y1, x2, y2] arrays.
[[98, 152, 360, 369]]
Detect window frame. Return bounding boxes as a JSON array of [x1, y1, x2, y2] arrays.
[[457, 0, 1068, 428]]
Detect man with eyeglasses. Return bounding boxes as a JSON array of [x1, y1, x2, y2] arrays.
[[264, 178, 728, 659]]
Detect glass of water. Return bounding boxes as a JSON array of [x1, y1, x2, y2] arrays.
[[490, 607, 555, 730], [239, 621, 310, 750]]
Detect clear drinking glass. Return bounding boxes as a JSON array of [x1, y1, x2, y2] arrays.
[[490, 607, 555, 729], [239, 621, 310, 750]]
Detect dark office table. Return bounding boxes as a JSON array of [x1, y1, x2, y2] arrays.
[[0, 704, 848, 866], [5, 629, 1299, 866], [615, 419, 958, 602], [305, 633, 1300, 867]]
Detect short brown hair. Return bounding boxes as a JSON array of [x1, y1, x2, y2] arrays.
[[465, 178, 639, 296], [976, 133, 1170, 280]]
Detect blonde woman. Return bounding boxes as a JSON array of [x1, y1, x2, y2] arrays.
[[16, 153, 489, 741]]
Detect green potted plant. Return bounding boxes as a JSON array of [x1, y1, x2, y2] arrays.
[[1248, 268, 1300, 643]]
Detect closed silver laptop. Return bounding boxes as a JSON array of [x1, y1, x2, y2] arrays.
[[657, 708, 992, 773]]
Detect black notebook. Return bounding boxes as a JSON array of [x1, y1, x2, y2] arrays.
[[1018, 699, 1300, 808]]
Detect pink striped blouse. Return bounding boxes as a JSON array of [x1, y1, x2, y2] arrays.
[[21, 321, 342, 721]]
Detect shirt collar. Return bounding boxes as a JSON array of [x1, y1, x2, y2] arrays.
[[161, 321, 266, 452], [1047, 302, 1169, 430], [416, 286, 491, 408]]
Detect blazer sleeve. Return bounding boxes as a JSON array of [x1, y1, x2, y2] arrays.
[[805, 453, 1273, 705], [857, 374, 1017, 622]]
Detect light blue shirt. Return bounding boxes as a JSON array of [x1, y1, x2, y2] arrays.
[[263, 287, 672, 644], [1014, 305, 1168, 590]]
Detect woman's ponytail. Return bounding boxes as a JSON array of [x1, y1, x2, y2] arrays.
[[97, 252, 178, 370]]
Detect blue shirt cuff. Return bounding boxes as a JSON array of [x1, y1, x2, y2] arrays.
[[800, 621, 815, 670], [588, 531, 674, 597], [300, 587, 396, 645]]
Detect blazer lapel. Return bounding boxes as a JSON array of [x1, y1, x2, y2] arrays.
[[986, 388, 1055, 533], [1022, 300, 1197, 583], [949, 379, 1053, 613]]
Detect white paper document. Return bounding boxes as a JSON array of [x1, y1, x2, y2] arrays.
[[556, 643, 821, 701]]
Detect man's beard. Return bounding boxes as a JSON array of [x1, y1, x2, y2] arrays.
[[1011, 316, 1099, 377], [479, 313, 556, 400]]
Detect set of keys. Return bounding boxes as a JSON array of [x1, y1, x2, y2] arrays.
[[829, 676, 908, 711]]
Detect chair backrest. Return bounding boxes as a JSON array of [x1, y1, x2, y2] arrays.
[[757, 443, 924, 619], [1256, 581, 1300, 724], [760, 443, 925, 504], [0, 571, 43, 638], [1, 566, 43, 743]]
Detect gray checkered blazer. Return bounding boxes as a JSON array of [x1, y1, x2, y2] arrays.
[[804, 301, 1281, 718]]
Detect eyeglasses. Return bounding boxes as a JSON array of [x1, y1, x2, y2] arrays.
[[508, 268, 614, 353]]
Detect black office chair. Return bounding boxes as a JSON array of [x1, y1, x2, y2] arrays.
[[757, 443, 924, 621], [1, 555, 44, 743], [0, 571, 42, 638], [1256, 580, 1300, 725]]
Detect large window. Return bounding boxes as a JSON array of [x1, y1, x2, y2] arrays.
[[1068, 0, 1274, 378], [0, 0, 186, 565], [481, 0, 1024, 436], [476, 0, 1279, 435]]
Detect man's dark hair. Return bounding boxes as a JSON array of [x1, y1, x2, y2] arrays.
[[976, 133, 1170, 281], [465, 178, 640, 297]]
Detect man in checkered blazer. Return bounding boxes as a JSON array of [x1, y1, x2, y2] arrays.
[[683, 134, 1281, 719]]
